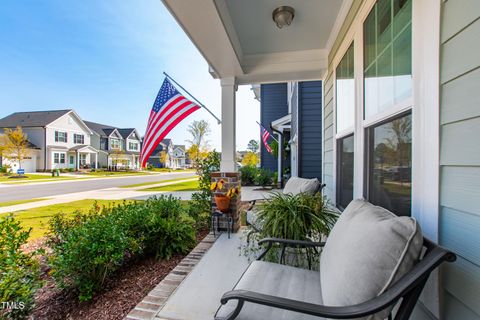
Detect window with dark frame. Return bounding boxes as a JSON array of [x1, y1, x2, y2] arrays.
[[55, 131, 67, 143], [337, 135, 354, 211], [74, 134, 84, 144], [60, 153, 65, 164], [366, 112, 412, 216], [54, 153, 59, 164]]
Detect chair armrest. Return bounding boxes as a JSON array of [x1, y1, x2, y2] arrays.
[[258, 237, 325, 248], [256, 238, 325, 261], [220, 244, 456, 320]]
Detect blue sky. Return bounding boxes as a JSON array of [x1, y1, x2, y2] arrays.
[[0, 0, 259, 150]]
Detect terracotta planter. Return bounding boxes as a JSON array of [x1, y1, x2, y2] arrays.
[[214, 195, 231, 212]]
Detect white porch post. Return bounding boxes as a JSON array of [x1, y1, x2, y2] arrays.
[[220, 77, 237, 172], [94, 153, 97, 169], [277, 132, 283, 188]]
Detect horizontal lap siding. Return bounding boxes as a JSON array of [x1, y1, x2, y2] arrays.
[[299, 81, 323, 180], [323, 73, 334, 200], [440, 0, 480, 318], [260, 83, 288, 173]]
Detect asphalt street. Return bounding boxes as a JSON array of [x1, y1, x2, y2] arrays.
[[0, 172, 196, 202]]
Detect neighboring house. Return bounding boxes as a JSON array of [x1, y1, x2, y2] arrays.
[[84, 121, 141, 170], [172, 145, 186, 168], [147, 138, 174, 168], [259, 81, 323, 185], [0, 136, 41, 173], [164, 0, 480, 318], [0, 110, 98, 171]]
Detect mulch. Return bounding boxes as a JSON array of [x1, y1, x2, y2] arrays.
[[30, 228, 210, 320]]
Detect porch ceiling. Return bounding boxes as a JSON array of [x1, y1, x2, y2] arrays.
[[162, 0, 352, 84]]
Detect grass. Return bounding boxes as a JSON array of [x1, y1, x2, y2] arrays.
[[120, 176, 198, 188], [2, 199, 141, 240], [86, 170, 151, 177], [0, 198, 50, 208], [143, 180, 200, 192], [0, 174, 72, 184]]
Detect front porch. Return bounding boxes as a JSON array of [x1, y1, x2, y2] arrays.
[[154, 0, 477, 319]]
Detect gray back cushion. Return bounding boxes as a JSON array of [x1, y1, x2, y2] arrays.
[[283, 177, 320, 196], [320, 199, 423, 319]]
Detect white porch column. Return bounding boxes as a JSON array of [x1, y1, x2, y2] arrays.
[[94, 153, 97, 169], [220, 77, 237, 172]]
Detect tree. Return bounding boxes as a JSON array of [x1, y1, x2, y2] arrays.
[[186, 120, 211, 167], [241, 152, 259, 167], [247, 140, 259, 153], [0, 126, 29, 170], [159, 150, 169, 167], [186, 120, 210, 149], [110, 149, 126, 170]]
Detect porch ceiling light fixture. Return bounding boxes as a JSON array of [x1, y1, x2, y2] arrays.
[[272, 6, 295, 29]]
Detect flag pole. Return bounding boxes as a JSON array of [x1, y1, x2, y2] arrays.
[[163, 72, 221, 124], [256, 121, 278, 142]]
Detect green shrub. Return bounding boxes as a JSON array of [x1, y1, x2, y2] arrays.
[[0, 164, 12, 174], [188, 191, 211, 231], [47, 197, 196, 301], [254, 168, 274, 187], [239, 165, 257, 186], [0, 214, 43, 319]]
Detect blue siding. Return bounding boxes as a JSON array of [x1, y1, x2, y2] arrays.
[[298, 81, 323, 179], [260, 83, 288, 173]]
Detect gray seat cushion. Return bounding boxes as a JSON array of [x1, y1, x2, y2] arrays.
[[215, 261, 323, 320], [320, 199, 423, 319], [282, 177, 320, 196]]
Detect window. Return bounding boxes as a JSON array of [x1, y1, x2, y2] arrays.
[[366, 113, 411, 216], [364, 0, 412, 118], [74, 134, 84, 144], [110, 139, 120, 150], [129, 142, 138, 151], [336, 43, 355, 133], [337, 135, 354, 210], [53, 153, 65, 164], [55, 131, 67, 143]]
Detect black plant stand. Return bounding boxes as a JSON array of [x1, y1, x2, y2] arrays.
[[212, 209, 233, 239]]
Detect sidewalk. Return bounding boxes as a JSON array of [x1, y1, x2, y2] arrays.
[[0, 178, 197, 214]]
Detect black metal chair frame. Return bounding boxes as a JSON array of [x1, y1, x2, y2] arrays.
[[216, 237, 456, 320]]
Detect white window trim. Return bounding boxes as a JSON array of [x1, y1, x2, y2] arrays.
[[329, 0, 441, 315], [330, 0, 440, 230]]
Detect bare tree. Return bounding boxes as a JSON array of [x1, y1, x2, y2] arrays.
[[186, 120, 210, 149]]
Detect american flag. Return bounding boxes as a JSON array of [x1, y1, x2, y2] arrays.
[[140, 78, 200, 167], [261, 125, 273, 153]]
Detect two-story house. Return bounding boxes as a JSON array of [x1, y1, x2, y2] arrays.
[[0, 110, 98, 172], [84, 121, 141, 170], [172, 145, 186, 168], [147, 138, 175, 168]]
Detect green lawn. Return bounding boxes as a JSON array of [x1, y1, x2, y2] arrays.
[[86, 170, 151, 177], [0, 198, 50, 208], [0, 174, 72, 184], [121, 176, 198, 188], [143, 180, 200, 192], [3, 199, 140, 240]]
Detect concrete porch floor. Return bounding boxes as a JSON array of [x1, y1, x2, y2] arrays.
[[155, 231, 249, 320]]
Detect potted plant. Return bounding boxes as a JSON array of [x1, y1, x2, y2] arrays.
[[210, 179, 240, 212]]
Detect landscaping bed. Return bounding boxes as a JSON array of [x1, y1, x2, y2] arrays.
[[32, 228, 210, 320]]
